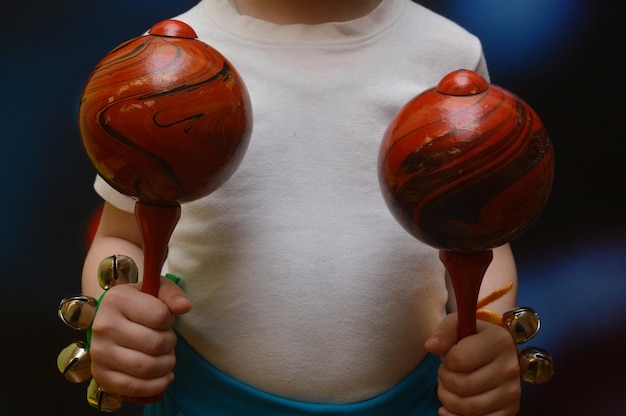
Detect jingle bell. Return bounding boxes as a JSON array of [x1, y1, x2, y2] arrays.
[[519, 347, 554, 384], [98, 255, 139, 290], [502, 307, 541, 344], [57, 341, 92, 383], [58, 295, 98, 330], [87, 379, 122, 412]]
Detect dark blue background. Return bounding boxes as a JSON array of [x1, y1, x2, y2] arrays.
[[2, 1, 624, 414]]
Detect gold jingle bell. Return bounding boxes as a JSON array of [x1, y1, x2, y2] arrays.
[[87, 379, 123, 412], [98, 254, 139, 290], [519, 347, 554, 384], [502, 306, 541, 344], [58, 295, 98, 330], [57, 341, 92, 383]]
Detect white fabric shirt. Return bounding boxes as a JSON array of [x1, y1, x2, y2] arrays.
[[94, 0, 488, 403]]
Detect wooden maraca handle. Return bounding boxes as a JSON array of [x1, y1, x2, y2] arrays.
[[440, 250, 493, 338], [134, 203, 181, 297]]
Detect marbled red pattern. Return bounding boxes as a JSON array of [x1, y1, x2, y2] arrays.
[[378, 70, 554, 252], [378, 70, 554, 337], [79, 20, 252, 206]]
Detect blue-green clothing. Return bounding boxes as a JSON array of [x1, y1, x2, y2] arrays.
[[144, 336, 441, 416]]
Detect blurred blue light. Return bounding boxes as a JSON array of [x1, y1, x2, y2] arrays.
[[444, 0, 588, 75], [516, 237, 626, 350]]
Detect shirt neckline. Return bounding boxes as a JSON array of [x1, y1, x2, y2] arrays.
[[201, 0, 406, 47]]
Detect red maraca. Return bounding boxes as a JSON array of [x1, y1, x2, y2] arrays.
[[80, 19, 252, 296], [78, 19, 252, 402], [378, 69, 553, 339]]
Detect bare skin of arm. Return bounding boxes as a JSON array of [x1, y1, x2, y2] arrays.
[[82, 202, 144, 297], [446, 244, 518, 316]]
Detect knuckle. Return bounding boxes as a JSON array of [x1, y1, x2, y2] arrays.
[[90, 319, 115, 338], [137, 328, 176, 356], [506, 359, 521, 379], [150, 304, 174, 328], [121, 379, 144, 397], [447, 351, 472, 372], [133, 358, 158, 378], [134, 352, 175, 378], [123, 375, 170, 398], [145, 333, 169, 355], [439, 372, 462, 394], [445, 394, 484, 416]]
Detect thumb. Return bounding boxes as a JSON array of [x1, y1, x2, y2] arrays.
[[157, 275, 192, 315], [425, 313, 459, 355]]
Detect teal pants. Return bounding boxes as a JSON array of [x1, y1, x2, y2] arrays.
[[145, 336, 441, 415]]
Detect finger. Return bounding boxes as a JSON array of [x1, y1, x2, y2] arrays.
[[437, 407, 463, 416], [438, 364, 484, 397], [91, 343, 177, 380], [92, 367, 175, 398], [158, 275, 192, 315], [437, 382, 520, 416], [96, 282, 175, 330], [437, 355, 518, 398], [425, 313, 459, 355], [91, 314, 178, 356], [442, 322, 516, 372], [437, 342, 521, 414], [128, 289, 178, 330]]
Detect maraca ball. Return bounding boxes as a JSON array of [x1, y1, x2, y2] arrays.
[[79, 20, 252, 205], [378, 70, 554, 252]]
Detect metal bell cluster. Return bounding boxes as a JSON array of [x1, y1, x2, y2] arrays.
[[501, 306, 554, 384], [57, 255, 139, 411]]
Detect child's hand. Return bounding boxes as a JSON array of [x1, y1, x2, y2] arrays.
[[89, 276, 192, 398], [425, 313, 521, 416]]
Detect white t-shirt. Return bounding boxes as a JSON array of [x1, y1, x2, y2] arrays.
[[94, 0, 488, 403]]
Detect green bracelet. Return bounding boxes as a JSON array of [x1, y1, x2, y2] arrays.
[[84, 290, 108, 350], [165, 273, 181, 285]]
